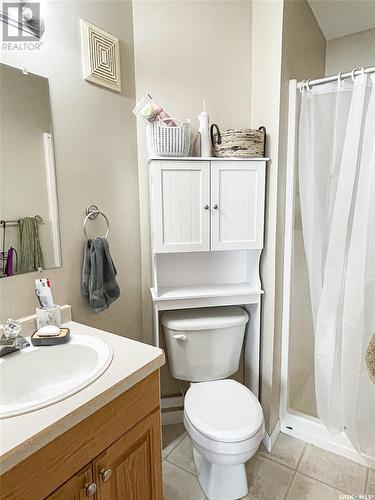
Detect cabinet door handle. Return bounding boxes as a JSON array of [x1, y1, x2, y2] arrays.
[[85, 482, 97, 497], [213, 204, 219, 210], [100, 468, 112, 482], [203, 204, 209, 210]]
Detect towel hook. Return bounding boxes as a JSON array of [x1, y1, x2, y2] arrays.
[[83, 204, 110, 240]]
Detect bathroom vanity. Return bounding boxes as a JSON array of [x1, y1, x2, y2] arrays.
[[0, 314, 165, 500]]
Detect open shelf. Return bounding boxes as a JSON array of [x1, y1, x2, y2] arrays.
[[151, 283, 263, 302]]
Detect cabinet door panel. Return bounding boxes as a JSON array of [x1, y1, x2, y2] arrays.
[[93, 410, 162, 500], [151, 161, 210, 252], [211, 161, 265, 250], [47, 464, 94, 500]]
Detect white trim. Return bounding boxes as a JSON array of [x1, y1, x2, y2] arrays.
[[43, 133, 62, 268], [281, 412, 375, 469], [262, 420, 281, 453], [280, 79, 297, 424]]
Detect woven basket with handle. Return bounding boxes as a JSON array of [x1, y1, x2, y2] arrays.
[[211, 125, 266, 158]]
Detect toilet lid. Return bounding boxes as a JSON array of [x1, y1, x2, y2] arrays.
[[184, 380, 264, 443]]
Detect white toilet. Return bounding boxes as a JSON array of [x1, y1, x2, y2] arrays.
[[162, 307, 264, 500]]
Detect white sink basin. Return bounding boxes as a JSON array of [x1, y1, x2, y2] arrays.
[[0, 334, 113, 419]]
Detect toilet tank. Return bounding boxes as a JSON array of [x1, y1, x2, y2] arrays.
[[161, 307, 248, 382]]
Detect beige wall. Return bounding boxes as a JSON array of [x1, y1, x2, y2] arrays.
[[326, 28, 375, 75], [0, 1, 143, 342], [275, 0, 325, 427], [250, 0, 284, 434], [250, 0, 326, 434], [132, 0, 253, 396]]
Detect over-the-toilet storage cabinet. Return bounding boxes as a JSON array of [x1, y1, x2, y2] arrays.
[[149, 157, 267, 397], [151, 160, 265, 253]]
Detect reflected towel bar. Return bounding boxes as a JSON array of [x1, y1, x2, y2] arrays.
[[0, 215, 43, 226]]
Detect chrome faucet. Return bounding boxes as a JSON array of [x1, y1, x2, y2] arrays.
[[0, 319, 30, 357]]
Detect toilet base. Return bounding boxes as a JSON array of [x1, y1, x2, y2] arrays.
[[193, 447, 248, 500]]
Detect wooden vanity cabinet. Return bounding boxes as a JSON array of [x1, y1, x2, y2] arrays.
[[92, 411, 161, 500], [48, 410, 162, 500], [1, 371, 163, 500], [47, 465, 93, 500]]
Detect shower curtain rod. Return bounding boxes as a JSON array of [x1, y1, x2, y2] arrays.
[[298, 65, 375, 91]]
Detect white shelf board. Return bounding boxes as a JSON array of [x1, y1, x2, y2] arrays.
[[147, 156, 269, 164], [151, 283, 264, 302]]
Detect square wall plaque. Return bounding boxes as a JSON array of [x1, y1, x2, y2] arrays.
[[80, 19, 121, 93]]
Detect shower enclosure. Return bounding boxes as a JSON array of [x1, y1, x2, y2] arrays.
[[280, 67, 375, 468]]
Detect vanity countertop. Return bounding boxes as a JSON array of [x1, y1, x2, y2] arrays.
[[0, 321, 165, 475]]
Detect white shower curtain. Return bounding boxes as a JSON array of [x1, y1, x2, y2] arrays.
[[299, 73, 375, 456]]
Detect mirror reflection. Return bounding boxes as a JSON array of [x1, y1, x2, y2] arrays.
[[0, 63, 62, 278]]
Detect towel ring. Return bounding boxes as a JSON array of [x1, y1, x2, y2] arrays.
[[83, 204, 110, 240]]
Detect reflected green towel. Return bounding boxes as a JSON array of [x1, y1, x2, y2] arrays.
[[19, 217, 44, 273]]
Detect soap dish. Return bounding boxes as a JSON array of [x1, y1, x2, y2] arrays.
[[31, 328, 70, 346]]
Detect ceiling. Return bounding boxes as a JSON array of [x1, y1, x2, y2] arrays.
[[307, 0, 375, 40]]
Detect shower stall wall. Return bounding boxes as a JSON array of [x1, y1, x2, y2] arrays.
[[280, 70, 375, 468]]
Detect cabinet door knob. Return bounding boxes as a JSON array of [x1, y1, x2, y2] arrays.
[[85, 482, 97, 497], [203, 204, 209, 210], [213, 204, 219, 210], [100, 468, 112, 482]]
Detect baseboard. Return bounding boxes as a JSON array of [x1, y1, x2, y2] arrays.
[[161, 409, 184, 425], [161, 395, 184, 426], [161, 395, 184, 409], [263, 420, 281, 452]]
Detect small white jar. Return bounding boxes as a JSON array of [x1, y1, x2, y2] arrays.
[[36, 305, 61, 329]]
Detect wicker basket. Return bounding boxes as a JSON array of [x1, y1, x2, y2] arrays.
[[147, 118, 191, 157], [211, 125, 266, 158]]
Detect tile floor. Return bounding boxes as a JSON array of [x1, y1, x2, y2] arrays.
[[162, 424, 374, 500]]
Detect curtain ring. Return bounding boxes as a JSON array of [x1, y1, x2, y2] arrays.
[[351, 68, 360, 82], [337, 72, 342, 86], [306, 79, 312, 92], [299, 80, 306, 94]]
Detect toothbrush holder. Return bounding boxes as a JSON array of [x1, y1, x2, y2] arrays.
[[36, 305, 62, 329]]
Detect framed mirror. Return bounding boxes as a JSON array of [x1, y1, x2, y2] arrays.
[[0, 63, 62, 278]]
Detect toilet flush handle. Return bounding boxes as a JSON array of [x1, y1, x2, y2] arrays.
[[173, 334, 187, 341]]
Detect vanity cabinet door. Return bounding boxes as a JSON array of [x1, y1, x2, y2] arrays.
[[47, 464, 95, 499], [151, 160, 210, 253], [93, 410, 162, 500], [210, 161, 266, 250]]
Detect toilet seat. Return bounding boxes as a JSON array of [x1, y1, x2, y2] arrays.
[[184, 412, 264, 457], [184, 379, 263, 443]]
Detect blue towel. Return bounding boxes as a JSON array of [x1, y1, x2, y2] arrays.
[[81, 237, 120, 313]]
